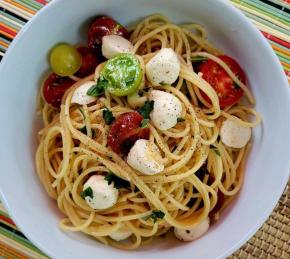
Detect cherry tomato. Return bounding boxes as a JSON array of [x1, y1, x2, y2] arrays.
[[50, 44, 82, 76], [100, 53, 142, 96], [43, 73, 75, 108], [88, 16, 129, 54], [198, 55, 246, 108], [75, 47, 99, 78], [108, 112, 150, 154]]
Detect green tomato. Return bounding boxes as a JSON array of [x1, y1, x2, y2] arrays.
[[50, 43, 82, 76], [100, 53, 142, 96]]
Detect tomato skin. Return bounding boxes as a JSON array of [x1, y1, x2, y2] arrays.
[[198, 55, 246, 108], [88, 16, 129, 54], [43, 73, 75, 108], [108, 112, 150, 154], [75, 47, 99, 78]]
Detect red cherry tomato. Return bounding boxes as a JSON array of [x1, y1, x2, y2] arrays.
[[88, 16, 129, 54], [198, 55, 246, 108], [108, 112, 150, 154], [43, 73, 75, 108], [75, 47, 99, 78]]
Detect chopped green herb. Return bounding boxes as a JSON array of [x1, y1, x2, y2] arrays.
[[138, 101, 154, 119], [102, 109, 115, 125], [143, 210, 165, 223], [177, 117, 185, 122], [191, 56, 208, 62], [104, 171, 130, 189], [210, 145, 221, 156], [140, 118, 149, 128], [87, 77, 107, 96], [81, 187, 93, 199]]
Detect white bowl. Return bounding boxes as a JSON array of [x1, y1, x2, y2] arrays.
[[0, 0, 289, 258]]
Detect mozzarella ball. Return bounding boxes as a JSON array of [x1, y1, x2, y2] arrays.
[[83, 175, 118, 210], [220, 119, 251, 148], [71, 81, 97, 105], [102, 35, 133, 59], [109, 225, 133, 241], [146, 48, 180, 85], [174, 217, 210, 242], [149, 90, 182, 131], [127, 139, 164, 175]]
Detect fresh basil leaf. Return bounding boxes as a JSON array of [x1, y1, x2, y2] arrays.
[[138, 101, 154, 119], [191, 56, 208, 62], [102, 109, 115, 125], [104, 171, 130, 189], [81, 187, 93, 199], [143, 210, 165, 223], [140, 119, 149, 128], [177, 117, 185, 122], [87, 78, 107, 97], [210, 145, 221, 156]]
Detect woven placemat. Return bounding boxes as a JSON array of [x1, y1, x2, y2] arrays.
[[0, 0, 289, 258], [230, 179, 290, 259]]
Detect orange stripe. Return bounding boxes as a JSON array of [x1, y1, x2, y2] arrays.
[[0, 23, 18, 36], [0, 30, 15, 39], [5, 0, 36, 15], [272, 44, 290, 57], [0, 40, 9, 48], [281, 61, 290, 70], [0, 241, 28, 259]]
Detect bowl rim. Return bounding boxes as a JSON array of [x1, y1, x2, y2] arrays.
[[0, 0, 289, 258]]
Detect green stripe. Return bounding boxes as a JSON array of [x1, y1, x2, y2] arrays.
[[0, 209, 10, 219], [0, 227, 45, 255], [244, 10, 290, 36], [2, 12, 26, 26], [18, 0, 44, 10], [12, 0, 39, 12], [232, 0, 290, 23], [276, 52, 290, 64], [1, 18, 22, 31]]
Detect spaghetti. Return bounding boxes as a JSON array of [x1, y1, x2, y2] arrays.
[[36, 14, 261, 250]]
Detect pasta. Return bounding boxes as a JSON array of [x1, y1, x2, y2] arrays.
[[36, 14, 261, 249]]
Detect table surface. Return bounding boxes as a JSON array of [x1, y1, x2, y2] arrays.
[[0, 0, 289, 258]]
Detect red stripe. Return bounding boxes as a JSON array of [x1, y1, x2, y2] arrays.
[[261, 31, 290, 49], [35, 0, 47, 5], [0, 25, 17, 37], [0, 214, 15, 226]]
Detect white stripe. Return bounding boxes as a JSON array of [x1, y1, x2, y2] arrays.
[[1, 14, 24, 28], [0, 1, 32, 20]]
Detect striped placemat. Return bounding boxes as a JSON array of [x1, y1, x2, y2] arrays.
[[0, 0, 289, 258]]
